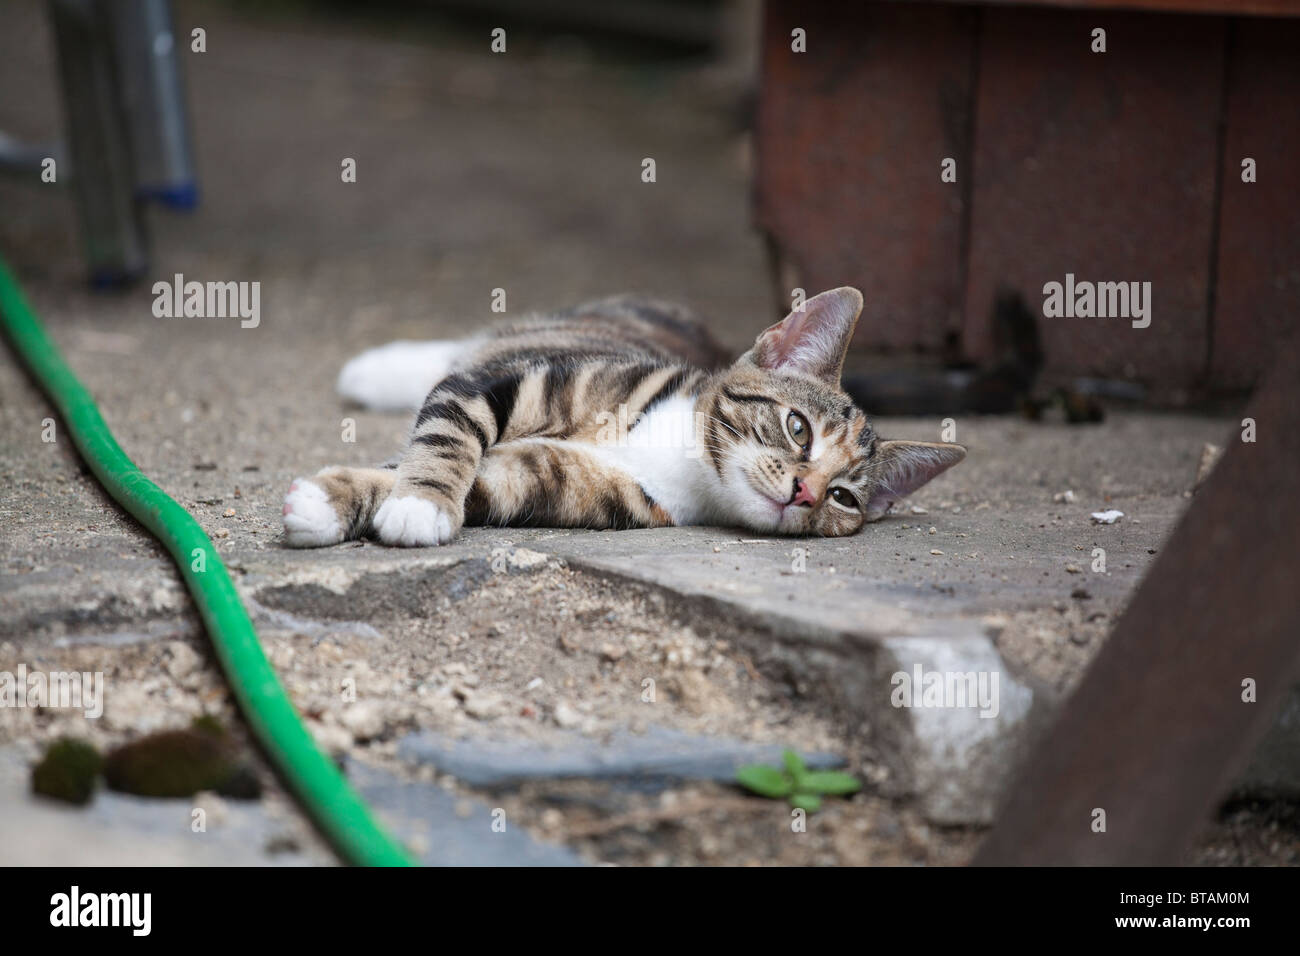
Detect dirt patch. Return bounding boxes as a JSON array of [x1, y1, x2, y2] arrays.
[[2, 551, 985, 864], [1190, 797, 1300, 866], [3, 548, 1293, 865], [258, 553, 985, 865], [989, 602, 1116, 696]]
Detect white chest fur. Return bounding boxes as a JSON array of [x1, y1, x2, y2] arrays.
[[587, 395, 727, 526]]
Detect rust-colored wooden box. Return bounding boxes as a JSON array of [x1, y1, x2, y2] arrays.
[[755, 0, 1300, 399]]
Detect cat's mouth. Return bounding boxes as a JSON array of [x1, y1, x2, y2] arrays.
[[758, 478, 801, 516], [730, 460, 801, 529], [778, 477, 805, 508]]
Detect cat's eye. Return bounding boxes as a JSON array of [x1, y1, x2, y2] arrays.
[[829, 487, 859, 511], [786, 411, 811, 448]]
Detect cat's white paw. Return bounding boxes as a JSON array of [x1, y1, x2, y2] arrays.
[[282, 479, 344, 548], [373, 495, 455, 547]]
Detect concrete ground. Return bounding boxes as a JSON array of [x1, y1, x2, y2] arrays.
[[0, 0, 1291, 865]]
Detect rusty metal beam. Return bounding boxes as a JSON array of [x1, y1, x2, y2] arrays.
[[975, 344, 1300, 865]]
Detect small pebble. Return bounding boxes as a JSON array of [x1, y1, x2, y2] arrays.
[[1195, 442, 1223, 490], [164, 641, 202, 683], [461, 691, 506, 720], [340, 702, 384, 740], [552, 701, 582, 729]]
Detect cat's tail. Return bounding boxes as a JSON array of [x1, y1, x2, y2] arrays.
[[282, 466, 396, 547], [336, 340, 468, 411]]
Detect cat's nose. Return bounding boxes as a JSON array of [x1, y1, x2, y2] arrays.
[[791, 477, 818, 507]]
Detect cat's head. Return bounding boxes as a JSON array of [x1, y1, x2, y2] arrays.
[[701, 287, 966, 536]]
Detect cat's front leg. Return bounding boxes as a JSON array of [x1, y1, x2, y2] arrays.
[[282, 466, 397, 547], [373, 374, 517, 546], [375, 452, 473, 547], [373, 481, 459, 546]]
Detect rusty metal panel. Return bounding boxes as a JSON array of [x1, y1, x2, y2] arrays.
[[1211, 18, 1300, 390], [962, 8, 1223, 393], [975, 342, 1300, 865], [755, 0, 976, 354]]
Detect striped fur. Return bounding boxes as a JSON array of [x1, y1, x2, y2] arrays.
[[282, 289, 967, 547]]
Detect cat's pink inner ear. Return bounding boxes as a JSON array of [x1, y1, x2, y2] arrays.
[[864, 441, 967, 521], [752, 287, 863, 381]]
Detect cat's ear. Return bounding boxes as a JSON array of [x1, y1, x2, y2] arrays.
[[746, 287, 863, 383], [864, 440, 966, 521]]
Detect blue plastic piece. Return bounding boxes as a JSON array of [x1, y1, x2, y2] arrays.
[[137, 180, 199, 210], [89, 264, 148, 290]]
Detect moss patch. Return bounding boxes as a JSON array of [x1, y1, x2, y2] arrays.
[[103, 717, 261, 800], [31, 738, 103, 805]]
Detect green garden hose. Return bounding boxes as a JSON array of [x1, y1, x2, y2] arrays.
[[0, 259, 414, 867]]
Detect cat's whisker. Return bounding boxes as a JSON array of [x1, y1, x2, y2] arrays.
[[699, 413, 742, 440]]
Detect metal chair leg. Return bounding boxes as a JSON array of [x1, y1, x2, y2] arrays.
[[106, 0, 198, 209], [49, 0, 149, 286]]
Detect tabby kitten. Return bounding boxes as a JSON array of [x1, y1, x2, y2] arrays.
[[282, 287, 966, 547]]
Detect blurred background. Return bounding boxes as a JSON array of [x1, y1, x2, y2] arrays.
[[0, 0, 769, 355], [3, 0, 1296, 403]]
